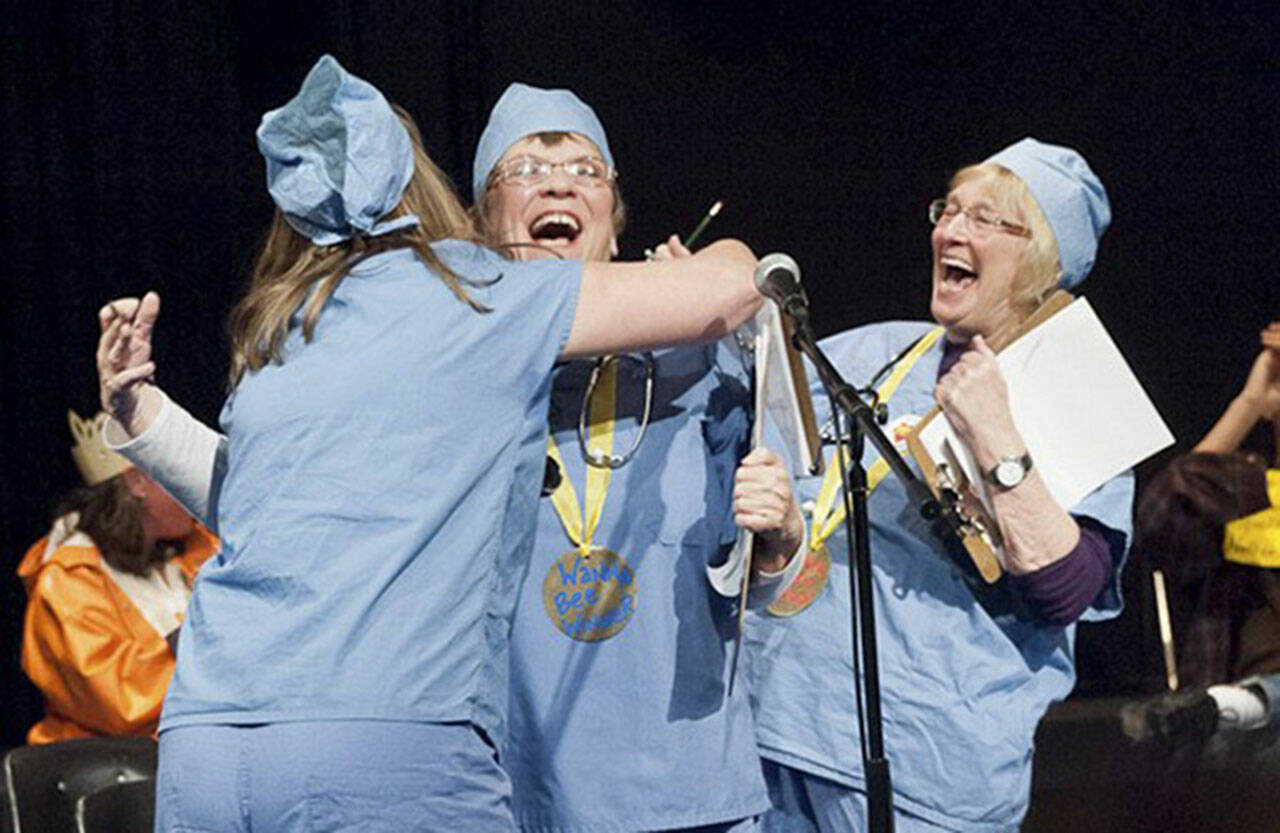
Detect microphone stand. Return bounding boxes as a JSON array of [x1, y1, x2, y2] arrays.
[[784, 300, 942, 833]]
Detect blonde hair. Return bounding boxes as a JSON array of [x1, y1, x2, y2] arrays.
[[949, 164, 1061, 318], [473, 131, 626, 254], [227, 105, 480, 386]]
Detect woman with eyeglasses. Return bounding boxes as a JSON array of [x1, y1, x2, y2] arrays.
[[94, 58, 763, 832], [469, 83, 804, 833], [743, 138, 1134, 832]]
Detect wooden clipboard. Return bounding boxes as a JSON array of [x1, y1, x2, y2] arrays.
[[725, 305, 824, 694], [904, 290, 1073, 583]]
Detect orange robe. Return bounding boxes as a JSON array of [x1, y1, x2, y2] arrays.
[[17, 519, 218, 744]]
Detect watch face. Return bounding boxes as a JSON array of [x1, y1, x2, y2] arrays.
[[995, 459, 1025, 488]]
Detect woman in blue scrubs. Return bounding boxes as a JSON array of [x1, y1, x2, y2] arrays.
[[745, 138, 1134, 832], [470, 83, 805, 833], [95, 57, 762, 832]]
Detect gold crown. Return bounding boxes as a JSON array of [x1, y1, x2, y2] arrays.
[[68, 410, 131, 486]]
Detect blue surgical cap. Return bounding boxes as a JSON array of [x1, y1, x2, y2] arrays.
[[256, 55, 418, 246], [985, 137, 1111, 290], [472, 83, 613, 201]]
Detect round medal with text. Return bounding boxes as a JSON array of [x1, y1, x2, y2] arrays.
[[766, 543, 831, 617], [542, 548, 638, 642]]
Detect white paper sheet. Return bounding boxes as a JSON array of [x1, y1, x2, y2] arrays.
[[707, 303, 814, 602], [756, 306, 821, 478], [918, 297, 1172, 526]]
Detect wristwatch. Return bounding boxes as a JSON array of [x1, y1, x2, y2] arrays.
[[985, 452, 1033, 490]]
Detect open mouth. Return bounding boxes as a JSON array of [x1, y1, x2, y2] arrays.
[[529, 211, 582, 247], [940, 255, 977, 288]]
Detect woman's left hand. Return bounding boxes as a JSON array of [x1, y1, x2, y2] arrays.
[[646, 234, 691, 261], [933, 335, 1021, 465]]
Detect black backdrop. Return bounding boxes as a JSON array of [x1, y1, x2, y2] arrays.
[[2, 1, 1277, 749]]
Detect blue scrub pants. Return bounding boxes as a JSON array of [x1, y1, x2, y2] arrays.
[[155, 720, 515, 832], [760, 760, 959, 833]]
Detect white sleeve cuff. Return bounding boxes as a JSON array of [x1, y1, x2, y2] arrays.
[[747, 516, 810, 610]]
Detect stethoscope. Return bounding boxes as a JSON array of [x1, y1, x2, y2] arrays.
[[492, 244, 660, 483], [543, 352, 657, 495], [578, 352, 657, 469]]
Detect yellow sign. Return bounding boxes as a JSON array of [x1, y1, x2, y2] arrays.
[[1224, 470, 1280, 568]]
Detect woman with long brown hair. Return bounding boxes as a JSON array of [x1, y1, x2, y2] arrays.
[[18, 411, 215, 744], [96, 56, 761, 831]]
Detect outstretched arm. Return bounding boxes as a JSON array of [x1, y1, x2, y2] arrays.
[[563, 239, 761, 359]]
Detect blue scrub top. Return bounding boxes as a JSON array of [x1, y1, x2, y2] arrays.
[[503, 339, 772, 831], [160, 241, 581, 744], [744, 321, 1134, 832]]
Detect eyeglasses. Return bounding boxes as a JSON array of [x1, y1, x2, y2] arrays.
[[928, 198, 1030, 238], [492, 155, 616, 188]]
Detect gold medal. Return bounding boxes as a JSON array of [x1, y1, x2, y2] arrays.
[[542, 547, 638, 642], [542, 360, 641, 641], [766, 543, 832, 617]]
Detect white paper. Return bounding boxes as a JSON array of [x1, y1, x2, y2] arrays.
[[707, 303, 815, 600], [756, 305, 821, 478], [918, 297, 1172, 524]]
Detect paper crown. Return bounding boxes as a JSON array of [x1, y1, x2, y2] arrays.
[[68, 410, 131, 486]]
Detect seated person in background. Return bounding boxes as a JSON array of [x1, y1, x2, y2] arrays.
[[1127, 323, 1280, 738], [17, 411, 216, 744]]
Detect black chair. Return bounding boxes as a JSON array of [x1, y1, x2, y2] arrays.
[[75, 778, 154, 833], [2, 737, 156, 833], [1, 777, 12, 833]]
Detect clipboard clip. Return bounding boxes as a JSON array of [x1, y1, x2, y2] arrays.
[[906, 424, 1005, 583], [934, 461, 1004, 564]]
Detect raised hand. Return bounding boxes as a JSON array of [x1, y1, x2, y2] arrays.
[[1241, 322, 1280, 422], [933, 335, 1023, 467], [97, 291, 161, 436], [646, 234, 692, 261]]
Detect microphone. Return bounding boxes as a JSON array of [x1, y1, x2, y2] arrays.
[[754, 252, 809, 325]]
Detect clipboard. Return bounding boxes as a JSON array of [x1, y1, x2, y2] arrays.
[[710, 301, 823, 693], [903, 290, 1073, 583]]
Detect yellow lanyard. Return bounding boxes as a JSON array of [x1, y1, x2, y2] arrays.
[[809, 327, 944, 550], [545, 360, 618, 554]]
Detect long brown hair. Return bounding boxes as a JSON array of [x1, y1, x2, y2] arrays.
[[55, 479, 158, 577], [227, 105, 481, 386]]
